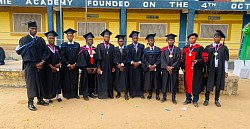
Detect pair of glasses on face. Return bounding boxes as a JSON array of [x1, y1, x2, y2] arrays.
[[119, 41, 124, 42]]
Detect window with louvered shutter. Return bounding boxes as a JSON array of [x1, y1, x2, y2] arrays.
[[77, 22, 106, 37], [12, 13, 42, 32], [200, 24, 228, 39], [139, 23, 167, 38]]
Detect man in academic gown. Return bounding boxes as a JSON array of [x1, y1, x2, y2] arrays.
[[161, 34, 181, 104], [182, 33, 208, 107], [203, 30, 229, 107], [142, 33, 161, 101], [114, 34, 129, 100], [77, 32, 98, 101], [16, 21, 50, 111], [127, 31, 145, 99], [0, 46, 5, 65], [61, 28, 80, 99], [96, 29, 115, 99], [44, 30, 62, 103]]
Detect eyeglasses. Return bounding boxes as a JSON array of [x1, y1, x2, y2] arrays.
[[118, 41, 124, 42]]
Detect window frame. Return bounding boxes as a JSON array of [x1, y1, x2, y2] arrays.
[[199, 23, 230, 40], [76, 21, 107, 38], [12, 13, 43, 33], [138, 23, 168, 38]]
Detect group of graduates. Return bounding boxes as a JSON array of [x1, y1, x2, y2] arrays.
[[16, 21, 229, 111]]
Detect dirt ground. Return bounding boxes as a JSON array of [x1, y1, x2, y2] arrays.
[[0, 79, 250, 129]]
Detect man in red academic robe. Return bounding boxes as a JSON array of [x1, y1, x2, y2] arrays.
[[182, 33, 208, 107]]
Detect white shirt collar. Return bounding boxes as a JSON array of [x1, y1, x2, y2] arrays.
[[119, 46, 124, 49], [213, 43, 221, 47], [29, 33, 36, 39], [149, 46, 154, 50], [68, 41, 74, 44], [190, 43, 196, 47]]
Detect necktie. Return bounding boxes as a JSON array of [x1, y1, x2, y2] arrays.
[[120, 48, 123, 54], [215, 44, 218, 50], [90, 47, 92, 55]]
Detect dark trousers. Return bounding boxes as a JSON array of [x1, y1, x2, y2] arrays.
[[149, 89, 159, 96], [162, 92, 176, 100], [205, 67, 220, 101], [28, 97, 42, 104], [186, 92, 199, 103], [205, 90, 220, 101]]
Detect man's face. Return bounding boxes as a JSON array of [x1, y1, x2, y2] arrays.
[[167, 39, 175, 46], [189, 36, 197, 44], [104, 35, 110, 42], [214, 36, 221, 44], [28, 27, 37, 36], [86, 38, 94, 46], [147, 39, 155, 46], [118, 39, 124, 47], [47, 36, 55, 45], [67, 34, 74, 42], [132, 36, 138, 43]]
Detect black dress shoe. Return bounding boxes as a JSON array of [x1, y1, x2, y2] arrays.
[[141, 95, 145, 99], [28, 103, 37, 111], [156, 95, 160, 101], [75, 96, 80, 99], [57, 98, 62, 102], [89, 93, 96, 99], [37, 100, 49, 106], [84, 96, 89, 101], [161, 98, 166, 103], [193, 102, 199, 107], [215, 101, 221, 107], [203, 100, 209, 106], [183, 100, 192, 105], [125, 95, 129, 100], [147, 95, 152, 100], [47, 99, 53, 103], [116, 93, 121, 99], [172, 100, 177, 104]]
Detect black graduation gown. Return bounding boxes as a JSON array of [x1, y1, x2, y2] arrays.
[[127, 43, 145, 97], [0, 47, 5, 64], [205, 44, 229, 91], [16, 35, 50, 98], [142, 46, 161, 90], [96, 43, 115, 99], [44, 45, 61, 99], [161, 46, 181, 93], [182, 44, 206, 95], [77, 45, 98, 97], [114, 46, 129, 92], [61, 42, 80, 98]]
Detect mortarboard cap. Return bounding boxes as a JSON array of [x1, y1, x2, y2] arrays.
[[214, 30, 226, 38], [100, 29, 112, 37], [83, 32, 95, 39], [64, 28, 77, 35], [27, 21, 37, 28], [44, 30, 58, 37], [145, 33, 156, 40], [165, 33, 177, 40], [115, 34, 126, 40], [129, 31, 140, 38], [187, 33, 198, 39]]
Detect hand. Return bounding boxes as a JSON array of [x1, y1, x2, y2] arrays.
[[86, 68, 92, 74], [69, 64, 75, 70], [169, 70, 173, 75], [92, 68, 97, 74], [120, 67, 124, 72], [55, 63, 61, 68], [97, 68, 102, 75], [36, 62, 43, 69], [51, 66, 57, 73], [192, 60, 198, 65], [117, 64, 122, 69], [204, 73, 208, 77], [149, 65, 155, 71], [112, 68, 115, 72], [132, 62, 138, 68], [225, 72, 228, 78]]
